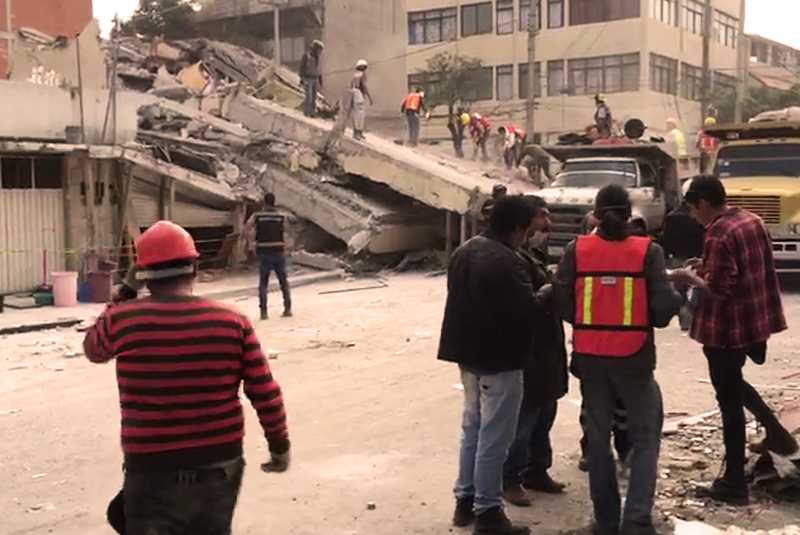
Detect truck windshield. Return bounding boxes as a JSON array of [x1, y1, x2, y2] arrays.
[[554, 161, 638, 188], [716, 144, 800, 178]]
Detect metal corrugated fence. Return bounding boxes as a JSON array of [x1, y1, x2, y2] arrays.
[[0, 190, 65, 294]]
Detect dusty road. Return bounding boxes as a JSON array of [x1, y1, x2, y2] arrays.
[[2, 274, 799, 534]]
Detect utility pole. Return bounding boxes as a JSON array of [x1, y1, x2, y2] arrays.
[[525, 7, 537, 139], [4, 0, 13, 76], [274, 5, 281, 66], [701, 0, 713, 125], [734, 0, 748, 122]]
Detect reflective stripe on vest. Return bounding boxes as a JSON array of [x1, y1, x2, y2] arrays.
[[573, 235, 651, 358]]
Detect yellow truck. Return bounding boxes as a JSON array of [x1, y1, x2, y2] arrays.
[[706, 121, 800, 272]]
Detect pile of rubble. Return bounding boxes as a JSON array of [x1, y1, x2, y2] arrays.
[[656, 393, 800, 526]]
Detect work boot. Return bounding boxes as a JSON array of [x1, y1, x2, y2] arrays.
[[503, 484, 532, 507], [750, 427, 799, 457], [260, 309, 268, 321], [473, 507, 530, 535], [282, 308, 293, 318], [452, 496, 474, 527], [578, 456, 589, 472], [523, 472, 566, 494], [695, 478, 750, 506], [353, 130, 366, 141]]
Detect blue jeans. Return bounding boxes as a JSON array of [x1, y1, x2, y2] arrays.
[[580, 368, 663, 533], [303, 77, 318, 117], [455, 368, 524, 514], [503, 400, 558, 486], [258, 251, 291, 312], [406, 111, 421, 146]]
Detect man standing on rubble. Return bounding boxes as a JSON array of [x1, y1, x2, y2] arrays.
[[555, 185, 684, 535], [84, 221, 290, 534], [439, 195, 546, 535], [401, 86, 427, 147], [300, 40, 325, 117], [350, 59, 373, 141], [684, 176, 797, 506], [247, 193, 293, 320]]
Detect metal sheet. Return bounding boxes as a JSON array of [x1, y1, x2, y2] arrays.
[[0, 190, 65, 293]]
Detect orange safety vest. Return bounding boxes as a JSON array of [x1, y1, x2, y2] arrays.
[[573, 234, 651, 357], [699, 131, 719, 154], [403, 92, 422, 112]]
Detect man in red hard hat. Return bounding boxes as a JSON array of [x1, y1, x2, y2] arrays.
[[84, 220, 290, 535]]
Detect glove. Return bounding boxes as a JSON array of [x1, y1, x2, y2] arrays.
[[261, 450, 290, 473], [537, 283, 554, 306]]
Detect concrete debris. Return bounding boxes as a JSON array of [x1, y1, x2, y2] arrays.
[[292, 251, 345, 272], [675, 520, 800, 535]]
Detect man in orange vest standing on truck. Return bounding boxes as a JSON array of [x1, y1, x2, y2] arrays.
[[555, 185, 685, 535], [696, 117, 720, 173], [401, 86, 428, 147]]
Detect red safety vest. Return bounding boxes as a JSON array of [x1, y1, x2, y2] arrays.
[[403, 92, 423, 112], [698, 131, 719, 154], [573, 234, 651, 357]]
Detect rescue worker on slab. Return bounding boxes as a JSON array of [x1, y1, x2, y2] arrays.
[[247, 193, 292, 321], [469, 112, 492, 162], [498, 125, 526, 170], [401, 86, 428, 147], [299, 40, 324, 117], [696, 117, 720, 173], [554, 185, 684, 535], [84, 221, 290, 535], [350, 59, 374, 141], [594, 95, 612, 138]]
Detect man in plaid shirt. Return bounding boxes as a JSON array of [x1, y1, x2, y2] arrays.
[[684, 176, 797, 506]]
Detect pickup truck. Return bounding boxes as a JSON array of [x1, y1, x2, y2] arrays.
[[530, 144, 681, 257]]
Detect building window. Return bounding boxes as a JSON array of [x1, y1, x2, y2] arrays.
[[520, 0, 542, 31], [571, 0, 640, 25], [280, 37, 305, 65], [650, 53, 678, 94], [681, 63, 703, 101], [497, 0, 514, 34], [713, 71, 737, 95], [462, 3, 493, 37], [408, 8, 457, 45], [751, 41, 768, 63], [568, 53, 639, 95], [463, 67, 494, 101], [0, 155, 64, 190], [652, 0, 678, 26], [548, 0, 564, 28], [547, 60, 565, 95], [408, 72, 443, 98], [683, 0, 704, 35], [772, 48, 786, 67], [519, 62, 542, 98], [497, 65, 514, 100], [714, 10, 738, 48]]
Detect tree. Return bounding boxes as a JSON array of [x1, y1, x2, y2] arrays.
[[417, 52, 485, 158], [120, 0, 198, 39], [712, 83, 800, 123]]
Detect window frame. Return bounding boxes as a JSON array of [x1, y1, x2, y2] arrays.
[[681, 62, 703, 101], [407, 7, 458, 45], [652, 0, 679, 26], [461, 2, 494, 38], [461, 66, 495, 102], [713, 10, 738, 49], [547, 0, 565, 28], [519, 61, 542, 99], [650, 53, 679, 95], [683, 0, 704, 35], [496, 0, 514, 35], [567, 53, 640, 96], [547, 60, 565, 96], [496, 64, 514, 101], [571, 0, 640, 26], [0, 154, 65, 190]]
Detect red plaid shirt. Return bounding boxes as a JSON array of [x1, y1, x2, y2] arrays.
[[691, 208, 786, 349]]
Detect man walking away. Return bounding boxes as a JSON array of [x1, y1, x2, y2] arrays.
[[439, 195, 547, 535], [350, 59, 373, 141], [684, 176, 796, 506], [247, 193, 292, 320], [84, 221, 290, 535], [594, 95, 612, 138], [503, 197, 569, 507], [402, 86, 427, 147], [555, 185, 683, 535], [299, 40, 324, 117]]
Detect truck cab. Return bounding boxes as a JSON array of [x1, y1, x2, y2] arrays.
[[532, 145, 680, 257], [706, 121, 800, 272]]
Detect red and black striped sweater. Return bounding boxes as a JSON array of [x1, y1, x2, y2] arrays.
[[84, 296, 289, 471]]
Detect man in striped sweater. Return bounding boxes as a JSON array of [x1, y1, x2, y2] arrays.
[[84, 221, 290, 535]]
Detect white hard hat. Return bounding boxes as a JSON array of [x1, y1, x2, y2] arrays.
[[356, 59, 369, 69]]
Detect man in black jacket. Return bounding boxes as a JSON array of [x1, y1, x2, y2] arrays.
[[502, 197, 569, 507], [439, 195, 545, 535]]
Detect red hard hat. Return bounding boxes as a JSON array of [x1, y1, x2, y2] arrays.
[[135, 220, 199, 269]]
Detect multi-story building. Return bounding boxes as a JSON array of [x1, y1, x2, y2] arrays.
[[747, 33, 800, 91], [325, 0, 744, 140], [0, 0, 93, 77]]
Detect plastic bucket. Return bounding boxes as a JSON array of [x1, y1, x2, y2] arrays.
[[87, 271, 113, 303], [52, 271, 79, 307]]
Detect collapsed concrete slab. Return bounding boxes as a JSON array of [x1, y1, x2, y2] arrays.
[[225, 92, 492, 215], [262, 165, 441, 255]]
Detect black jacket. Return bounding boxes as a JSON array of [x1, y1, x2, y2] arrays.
[[438, 234, 543, 373], [518, 247, 569, 405]]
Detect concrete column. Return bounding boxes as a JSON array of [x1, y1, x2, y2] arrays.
[[459, 213, 468, 245], [445, 211, 454, 257]]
